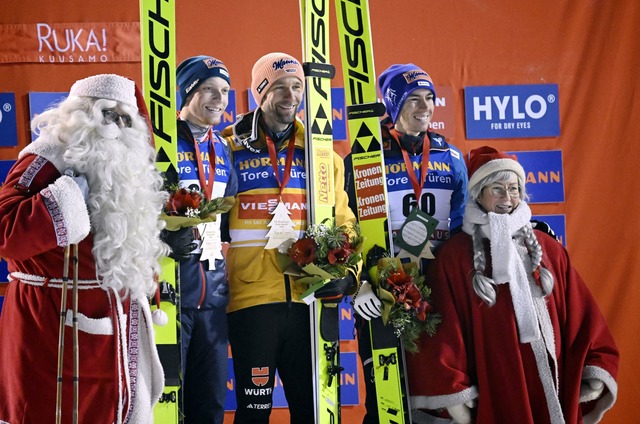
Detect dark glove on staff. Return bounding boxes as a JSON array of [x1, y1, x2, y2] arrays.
[[315, 273, 356, 301], [160, 227, 197, 261]]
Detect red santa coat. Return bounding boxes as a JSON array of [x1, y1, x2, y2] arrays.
[[0, 141, 163, 423], [407, 230, 619, 424]]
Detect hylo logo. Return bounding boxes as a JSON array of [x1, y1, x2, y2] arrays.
[[473, 94, 555, 121]]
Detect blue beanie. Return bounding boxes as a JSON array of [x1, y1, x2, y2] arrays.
[[378, 64, 436, 124], [176, 56, 231, 109]]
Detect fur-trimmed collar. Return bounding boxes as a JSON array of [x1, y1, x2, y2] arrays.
[[463, 200, 541, 343], [19, 134, 69, 174]]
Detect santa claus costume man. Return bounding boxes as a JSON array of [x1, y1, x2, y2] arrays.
[[0, 74, 167, 423]]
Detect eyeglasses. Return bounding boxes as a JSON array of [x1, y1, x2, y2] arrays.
[[102, 110, 132, 128], [486, 184, 520, 199]]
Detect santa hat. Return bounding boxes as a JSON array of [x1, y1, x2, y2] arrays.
[[69, 74, 138, 110], [466, 146, 526, 193], [251, 52, 305, 106], [378, 63, 436, 124], [176, 55, 231, 109]]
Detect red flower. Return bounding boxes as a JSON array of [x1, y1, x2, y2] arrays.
[[386, 271, 412, 292], [289, 237, 318, 266], [165, 188, 202, 216], [386, 271, 431, 320], [414, 299, 432, 321], [327, 246, 352, 265]]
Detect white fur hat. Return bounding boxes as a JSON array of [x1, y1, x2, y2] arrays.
[[466, 146, 526, 193], [69, 74, 137, 110]]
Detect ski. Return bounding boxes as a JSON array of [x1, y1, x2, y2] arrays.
[[300, 0, 341, 422], [139, 1, 181, 422], [335, 0, 411, 422]]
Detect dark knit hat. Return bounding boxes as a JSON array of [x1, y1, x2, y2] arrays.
[[251, 52, 305, 106], [466, 146, 526, 193], [378, 64, 436, 124], [176, 56, 230, 109]]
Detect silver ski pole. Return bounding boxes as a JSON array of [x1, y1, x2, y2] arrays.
[[55, 245, 71, 424], [71, 243, 79, 424]]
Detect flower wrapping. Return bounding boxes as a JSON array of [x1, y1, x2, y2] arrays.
[[280, 220, 363, 303], [368, 254, 440, 353], [162, 182, 235, 230]]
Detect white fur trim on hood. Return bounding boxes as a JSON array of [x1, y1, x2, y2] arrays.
[[20, 134, 69, 174], [69, 74, 137, 110]]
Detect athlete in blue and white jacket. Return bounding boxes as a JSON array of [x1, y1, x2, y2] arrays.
[[162, 55, 238, 424], [345, 63, 468, 424]]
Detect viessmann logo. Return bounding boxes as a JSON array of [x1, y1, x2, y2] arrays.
[[464, 84, 560, 139]]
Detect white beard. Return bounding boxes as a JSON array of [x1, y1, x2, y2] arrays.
[[63, 120, 168, 299]]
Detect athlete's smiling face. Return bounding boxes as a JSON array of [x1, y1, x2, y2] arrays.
[[395, 88, 435, 136], [260, 76, 304, 133], [181, 76, 230, 127]]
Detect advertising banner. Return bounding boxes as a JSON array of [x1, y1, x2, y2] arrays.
[[465, 84, 560, 139]]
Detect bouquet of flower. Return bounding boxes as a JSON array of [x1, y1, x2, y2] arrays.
[[280, 219, 363, 302], [161, 181, 235, 230], [368, 253, 440, 353]]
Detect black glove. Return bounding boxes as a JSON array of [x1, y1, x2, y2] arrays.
[[315, 273, 356, 300], [160, 227, 197, 261], [531, 219, 559, 241]]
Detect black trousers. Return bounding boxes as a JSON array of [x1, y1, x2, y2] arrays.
[[228, 303, 314, 424]]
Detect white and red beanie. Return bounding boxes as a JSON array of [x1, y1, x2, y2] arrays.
[[69, 74, 137, 110], [378, 63, 436, 124], [251, 52, 305, 106], [466, 146, 526, 193]]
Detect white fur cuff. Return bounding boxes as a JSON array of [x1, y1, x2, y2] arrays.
[[42, 175, 91, 246]]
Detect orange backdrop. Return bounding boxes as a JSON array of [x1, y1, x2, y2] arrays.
[[1, 1, 638, 422]]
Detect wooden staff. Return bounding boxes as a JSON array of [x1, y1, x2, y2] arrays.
[[55, 245, 71, 424], [71, 243, 79, 424]]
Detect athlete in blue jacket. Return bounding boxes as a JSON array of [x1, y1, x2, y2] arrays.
[[162, 55, 238, 424], [345, 63, 468, 424]]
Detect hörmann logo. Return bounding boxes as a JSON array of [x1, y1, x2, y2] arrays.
[[338, 0, 370, 104], [144, 1, 173, 145]]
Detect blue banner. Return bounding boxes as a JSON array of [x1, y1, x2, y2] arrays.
[[0, 93, 18, 147], [533, 214, 566, 247], [464, 84, 560, 139], [225, 351, 359, 410], [507, 150, 564, 203], [248, 87, 347, 141], [28, 92, 69, 141], [340, 296, 355, 340]]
